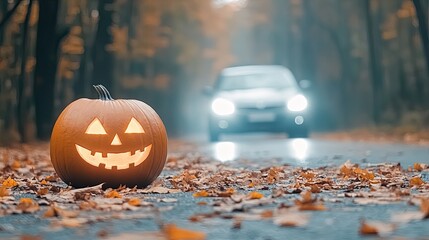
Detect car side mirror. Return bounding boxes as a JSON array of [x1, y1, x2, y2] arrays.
[[299, 80, 312, 90], [202, 86, 214, 96]]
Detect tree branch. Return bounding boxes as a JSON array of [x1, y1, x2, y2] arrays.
[[0, 0, 24, 31], [17, 0, 33, 142]]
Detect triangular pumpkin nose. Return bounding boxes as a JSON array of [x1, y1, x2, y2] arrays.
[[110, 134, 122, 145]]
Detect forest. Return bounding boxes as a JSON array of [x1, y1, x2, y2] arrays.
[[0, 0, 428, 143]]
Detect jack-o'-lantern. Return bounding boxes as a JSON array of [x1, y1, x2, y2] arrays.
[[50, 85, 167, 188]]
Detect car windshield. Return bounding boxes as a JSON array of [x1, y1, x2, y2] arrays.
[[217, 71, 296, 91]]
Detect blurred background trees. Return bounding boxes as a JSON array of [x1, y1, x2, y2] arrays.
[[0, 0, 428, 143]]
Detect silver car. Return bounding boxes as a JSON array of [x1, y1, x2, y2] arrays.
[[206, 65, 309, 141]]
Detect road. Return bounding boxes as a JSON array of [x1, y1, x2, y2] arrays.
[[197, 135, 429, 168], [1, 136, 428, 240]]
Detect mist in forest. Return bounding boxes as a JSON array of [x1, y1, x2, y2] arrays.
[[0, 0, 428, 143]]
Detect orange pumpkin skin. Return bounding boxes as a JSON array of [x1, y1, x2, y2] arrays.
[[50, 85, 167, 188]]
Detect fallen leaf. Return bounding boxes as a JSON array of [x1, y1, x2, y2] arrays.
[[410, 176, 425, 186], [273, 212, 310, 227], [17, 198, 40, 213], [122, 203, 140, 211], [43, 183, 103, 203], [163, 224, 206, 240], [37, 188, 49, 196], [127, 198, 141, 206], [69, 183, 104, 195], [43, 206, 56, 218], [44, 175, 58, 182], [142, 186, 181, 194], [420, 198, 429, 218], [189, 213, 218, 223], [97, 229, 109, 238], [0, 186, 10, 197], [103, 232, 165, 240], [339, 160, 355, 177], [356, 168, 374, 180], [217, 188, 235, 197], [2, 177, 18, 188], [299, 191, 313, 204], [260, 210, 273, 218], [78, 201, 97, 210], [413, 163, 423, 171], [300, 171, 315, 180], [74, 191, 91, 201], [11, 160, 21, 169], [43, 205, 79, 218], [359, 221, 378, 235], [193, 191, 209, 198], [294, 191, 326, 211], [105, 190, 122, 198], [232, 220, 241, 229], [52, 218, 88, 228], [359, 220, 396, 236], [353, 198, 401, 205], [247, 191, 264, 199], [298, 203, 326, 211], [309, 184, 321, 193], [19, 235, 42, 240]]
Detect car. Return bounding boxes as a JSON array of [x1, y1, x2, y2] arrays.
[[205, 65, 310, 141]]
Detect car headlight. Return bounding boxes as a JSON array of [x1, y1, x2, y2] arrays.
[[287, 94, 308, 112], [211, 98, 235, 116]]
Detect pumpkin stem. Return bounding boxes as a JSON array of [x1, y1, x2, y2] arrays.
[[93, 85, 114, 100]]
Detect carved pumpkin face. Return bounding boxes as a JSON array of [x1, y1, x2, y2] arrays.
[[50, 85, 167, 188], [76, 117, 152, 170]]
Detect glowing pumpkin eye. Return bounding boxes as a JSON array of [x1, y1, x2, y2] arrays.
[[125, 117, 145, 133], [85, 118, 107, 134]]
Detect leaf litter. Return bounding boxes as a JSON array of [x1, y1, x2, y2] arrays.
[[0, 143, 428, 239]]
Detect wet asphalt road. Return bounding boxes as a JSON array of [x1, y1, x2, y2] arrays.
[[197, 135, 429, 168], [1, 135, 429, 240]]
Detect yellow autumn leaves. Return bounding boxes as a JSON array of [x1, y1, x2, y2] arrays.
[[340, 161, 375, 181], [340, 161, 426, 186], [17, 198, 39, 213], [193, 188, 236, 198], [2, 177, 18, 188], [0, 177, 18, 197]]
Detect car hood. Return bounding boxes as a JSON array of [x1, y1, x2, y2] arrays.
[[215, 88, 299, 108]]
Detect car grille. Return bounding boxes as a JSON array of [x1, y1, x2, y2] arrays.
[[238, 105, 284, 111]]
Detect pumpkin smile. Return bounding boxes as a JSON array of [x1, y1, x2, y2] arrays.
[[75, 144, 152, 170], [51, 85, 167, 188]]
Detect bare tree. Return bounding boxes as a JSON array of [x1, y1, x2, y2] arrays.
[[412, 0, 429, 72], [364, 0, 384, 124], [93, 0, 115, 90], [17, 0, 33, 142], [33, 1, 62, 140]]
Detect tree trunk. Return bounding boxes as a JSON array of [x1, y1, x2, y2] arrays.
[[92, 0, 115, 91], [412, 0, 429, 73], [364, 0, 384, 125], [301, 1, 316, 83], [17, 0, 33, 142], [34, 0, 60, 140], [75, 2, 94, 99]]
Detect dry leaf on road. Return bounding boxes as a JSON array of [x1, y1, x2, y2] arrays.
[[359, 220, 396, 236], [273, 211, 310, 227], [142, 186, 181, 194]]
